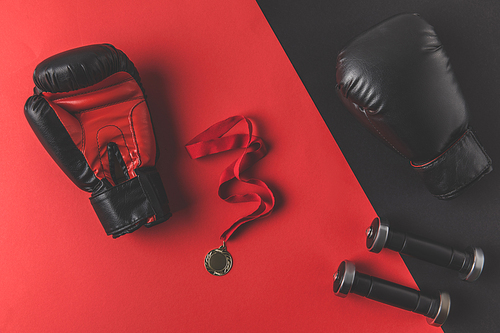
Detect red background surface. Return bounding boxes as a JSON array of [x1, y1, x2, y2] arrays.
[[1, 1, 439, 332]]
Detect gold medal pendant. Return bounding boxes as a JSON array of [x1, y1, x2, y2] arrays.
[[205, 242, 233, 276], [186, 116, 275, 277]]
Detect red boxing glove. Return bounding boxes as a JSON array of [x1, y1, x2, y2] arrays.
[[25, 44, 171, 238]]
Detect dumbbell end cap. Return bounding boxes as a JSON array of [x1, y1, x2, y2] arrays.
[[459, 247, 484, 282], [333, 260, 356, 297], [366, 217, 389, 253], [426, 291, 451, 327]]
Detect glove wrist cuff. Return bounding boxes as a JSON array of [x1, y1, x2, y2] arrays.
[[412, 129, 492, 199], [90, 168, 171, 237]]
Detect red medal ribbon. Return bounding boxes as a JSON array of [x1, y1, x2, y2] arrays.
[[185, 116, 275, 242]]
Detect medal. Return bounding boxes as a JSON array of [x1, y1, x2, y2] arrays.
[[205, 242, 233, 276], [186, 116, 275, 276]]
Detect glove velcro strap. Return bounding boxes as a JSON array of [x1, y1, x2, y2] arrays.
[[412, 129, 492, 199], [136, 168, 172, 228], [90, 168, 171, 237]]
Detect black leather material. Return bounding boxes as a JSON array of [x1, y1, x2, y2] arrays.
[[413, 129, 492, 199], [135, 168, 172, 228], [33, 44, 143, 95], [24, 94, 101, 192], [90, 168, 171, 238], [336, 13, 492, 199]]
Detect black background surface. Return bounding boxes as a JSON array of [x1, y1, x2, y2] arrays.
[[256, 1, 500, 332]]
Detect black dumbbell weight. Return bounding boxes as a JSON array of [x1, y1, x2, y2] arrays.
[[366, 217, 484, 282], [333, 260, 450, 326]]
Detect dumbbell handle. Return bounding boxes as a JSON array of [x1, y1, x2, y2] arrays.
[[366, 218, 484, 281], [333, 260, 450, 326]]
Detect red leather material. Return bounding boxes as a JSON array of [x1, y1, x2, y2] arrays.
[[43, 72, 156, 185]]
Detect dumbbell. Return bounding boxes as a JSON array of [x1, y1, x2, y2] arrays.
[[366, 218, 484, 282], [333, 260, 450, 326]]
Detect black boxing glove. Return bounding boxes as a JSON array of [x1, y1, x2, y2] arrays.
[[336, 13, 492, 199], [25, 44, 171, 237]]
